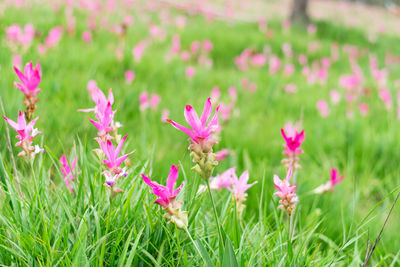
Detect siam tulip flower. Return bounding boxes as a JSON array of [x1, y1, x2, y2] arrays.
[[150, 94, 161, 110], [125, 70, 135, 84], [317, 100, 330, 117], [228, 87, 237, 102], [82, 30, 92, 43], [13, 55, 22, 69], [13, 61, 42, 120], [314, 168, 344, 194], [133, 41, 148, 62], [359, 103, 369, 116], [283, 83, 297, 94], [167, 98, 220, 179], [281, 128, 305, 170], [139, 92, 149, 111], [171, 35, 180, 54], [251, 54, 266, 67], [273, 166, 298, 216], [215, 149, 229, 161], [45, 26, 63, 48], [211, 87, 220, 103], [202, 40, 213, 52], [59, 154, 77, 193], [185, 66, 195, 79], [269, 56, 281, 74], [3, 111, 44, 160], [307, 24, 316, 35], [299, 54, 308, 65], [228, 169, 257, 217], [218, 102, 234, 122], [100, 135, 134, 189], [198, 167, 235, 194], [90, 101, 114, 139], [161, 109, 170, 123], [181, 51, 190, 62], [330, 90, 341, 104], [283, 64, 294, 76], [142, 165, 187, 228], [379, 88, 392, 109], [190, 41, 200, 54], [282, 43, 293, 58]]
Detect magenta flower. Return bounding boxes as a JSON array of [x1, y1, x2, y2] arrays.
[[215, 149, 229, 161], [273, 166, 298, 215], [90, 101, 114, 136], [14, 61, 42, 97], [314, 168, 344, 194], [99, 135, 133, 187], [142, 165, 187, 228], [3, 111, 43, 159], [281, 128, 305, 155], [228, 170, 257, 202], [60, 154, 77, 193], [142, 165, 183, 207], [167, 97, 219, 144], [209, 167, 235, 191]]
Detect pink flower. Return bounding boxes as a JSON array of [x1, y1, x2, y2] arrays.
[[100, 135, 133, 187], [185, 66, 195, 78], [45, 26, 63, 47], [211, 87, 220, 103], [219, 102, 234, 122], [215, 149, 229, 161], [161, 109, 170, 123], [3, 111, 43, 159], [202, 40, 213, 52], [269, 56, 281, 74], [150, 94, 161, 110], [125, 70, 135, 84], [181, 51, 190, 61], [314, 168, 344, 194], [90, 101, 114, 135], [139, 92, 149, 111], [142, 165, 183, 207], [317, 100, 330, 117], [330, 90, 341, 104], [228, 170, 257, 202], [60, 154, 77, 193], [298, 54, 308, 65], [13, 61, 42, 96], [171, 35, 180, 54], [82, 30, 92, 43], [228, 87, 237, 102], [167, 98, 219, 144], [133, 41, 148, 62], [283, 83, 297, 94], [209, 167, 235, 191], [251, 54, 266, 67], [12, 55, 22, 69], [79, 81, 114, 117], [283, 64, 294, 76], [273, 166, 298, 215], [281, 128, 305, 155], [307, 24, 316, 34], [359, 103, 369, 116], [190, 41, 200, 54]]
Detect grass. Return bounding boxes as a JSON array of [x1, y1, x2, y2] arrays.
[[0, 1, 400, 266]]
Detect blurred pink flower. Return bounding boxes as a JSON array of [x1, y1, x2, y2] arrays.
[[45, 26, 63, 47], [125, 70, 135, 84], [314, 168, 344, 194], [330, 90, 341, 104], [359, 103, 369, 116], [60, 154, 77, 193], [12, 54, 22, 69], [228, 170, 257, 202], [211, 87, 220, 103], [317, 100, 330, 117], [215, 149, 229, 161], [181, 51, 190, 62], [209, 167, 235, 191], [14, 61, 41, 97], [190, 41, 200, 54], [161, 109, 170, 123], [283, 64, 294, 76], [202, 40, 213, 52], [185, 66, 195, 78], [82, 30, 92, 43], [133, 41, 148, 62], [269, 56, 281, 74], [283, 83, 297, 94], [171, 35, 180, 54], [307, 24, 316, 34], [150, 94, 161, 110]]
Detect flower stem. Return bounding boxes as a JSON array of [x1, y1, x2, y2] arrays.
[[184, 227, 203, 261], [205, 178, 224, 248]]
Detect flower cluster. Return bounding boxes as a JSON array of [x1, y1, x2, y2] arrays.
[[167, 98, 220, 179], [281, 126, 305, 171], [273, 166, 298, 216], [81, 81, 133, 192], [3, 111, 44, 161], [14, 61, 42, 121], [142, 165, 187, 228]]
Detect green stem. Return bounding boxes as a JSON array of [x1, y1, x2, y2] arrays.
[[99, 195, 112, 267], [205, 179, 224, 248], [184, 227, 203, 261]]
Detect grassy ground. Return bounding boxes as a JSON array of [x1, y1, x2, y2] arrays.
[[0, 1, 400, 266]]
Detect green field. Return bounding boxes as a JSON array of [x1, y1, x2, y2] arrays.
[[0, 1, 400, 266]]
